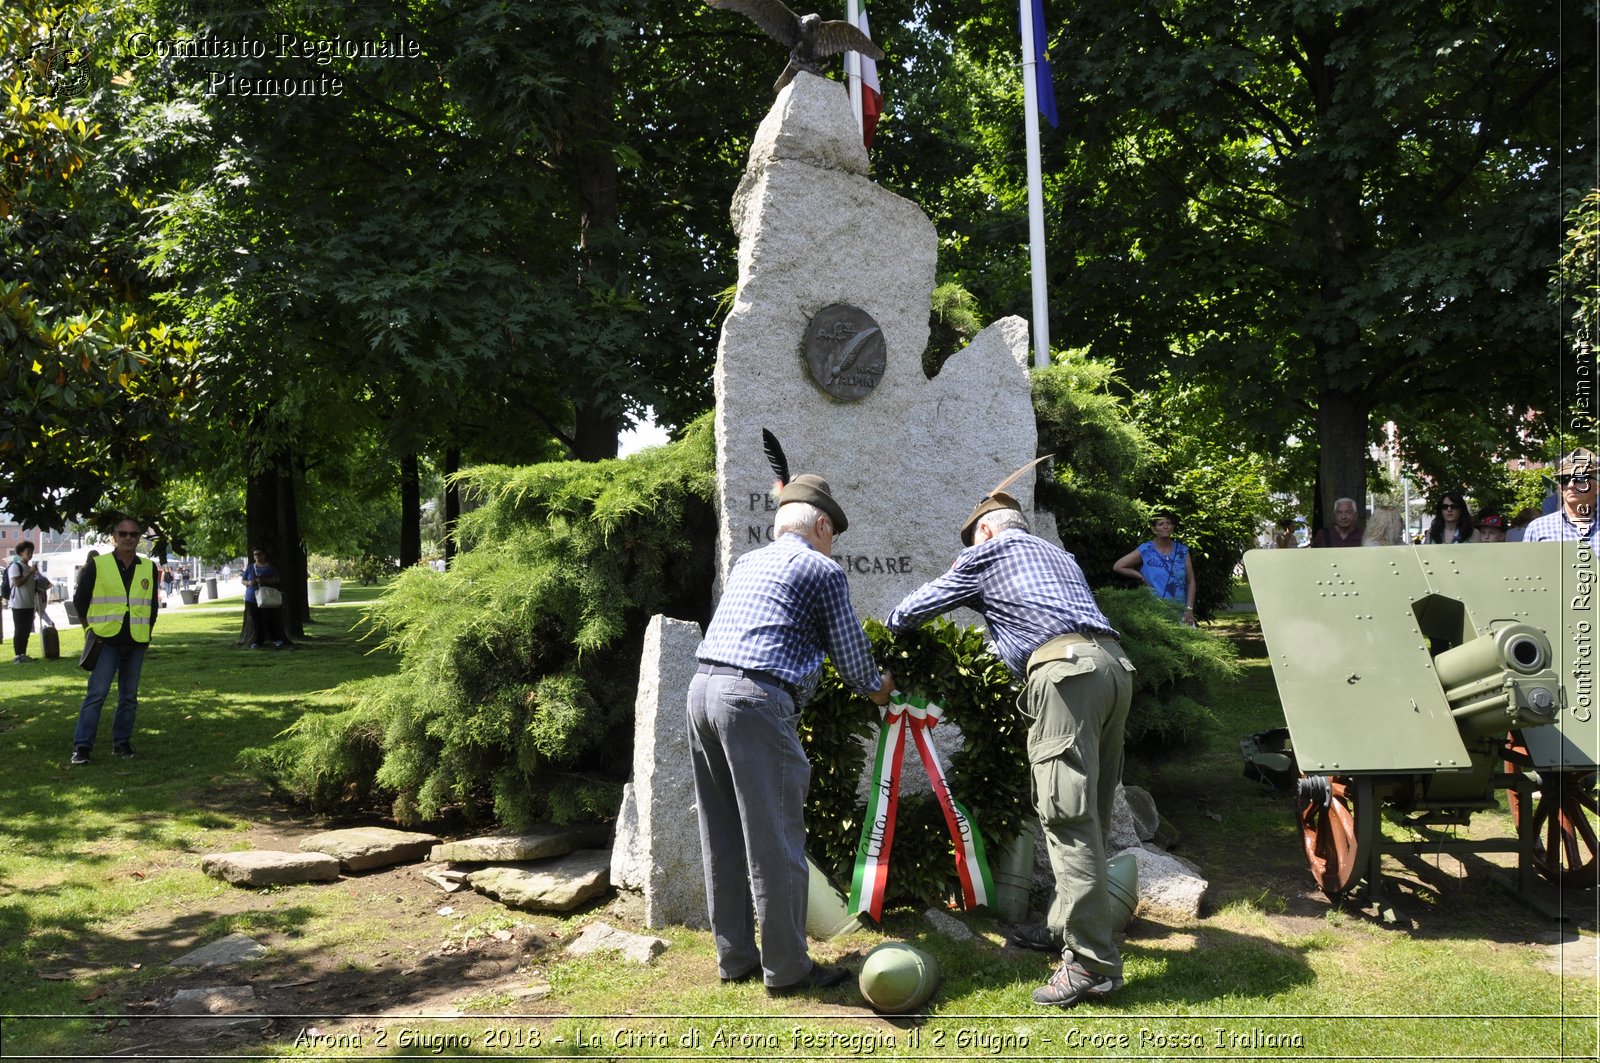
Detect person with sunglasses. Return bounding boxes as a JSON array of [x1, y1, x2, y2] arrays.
[[1525, 449, 1599, 545], [69, 517, 159, 765], [1425, 491, 1478, 544]]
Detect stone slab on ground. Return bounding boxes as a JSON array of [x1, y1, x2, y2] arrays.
[[564, 922, 669, 965], [467, 849, 612, 912], [1126, 845, 1209, 918], [170, 985, 256, 1013], [610, 615, 708, 929], [432, 824, 610, 865], [169, 986, 264, 1029], [299, 826, 440, 872], [171, 933, 266, 968], [200, 850, 341, 887]]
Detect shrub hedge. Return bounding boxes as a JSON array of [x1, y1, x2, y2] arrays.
[[243, 416, 717, 827]]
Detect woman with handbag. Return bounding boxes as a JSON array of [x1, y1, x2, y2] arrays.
[[243, 547, 286, 649]]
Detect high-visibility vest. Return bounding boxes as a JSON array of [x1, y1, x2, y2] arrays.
[[86, 553, 156, 642]]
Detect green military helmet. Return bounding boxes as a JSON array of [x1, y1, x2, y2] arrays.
[[1106, 850, 1140, 931], [857, 941, 940, 1013]]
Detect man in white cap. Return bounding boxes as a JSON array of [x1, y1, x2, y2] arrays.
[[1525, 449, 1598, 545], [689, 472, 894, 996]]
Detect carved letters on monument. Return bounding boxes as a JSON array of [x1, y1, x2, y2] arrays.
[[804, 304, 886, 401], [741, 490, 913, 573]]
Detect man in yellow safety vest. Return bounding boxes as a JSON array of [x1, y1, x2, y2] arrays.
[[70, 517, 159, 765]]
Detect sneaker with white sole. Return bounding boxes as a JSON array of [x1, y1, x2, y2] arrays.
[[1032, 958, 1122, 1007]]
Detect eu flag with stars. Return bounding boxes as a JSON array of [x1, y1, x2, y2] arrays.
[[1030, 0, 1058, 128]]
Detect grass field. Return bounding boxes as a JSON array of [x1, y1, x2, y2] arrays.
[[0, 590, 1595, 1059]]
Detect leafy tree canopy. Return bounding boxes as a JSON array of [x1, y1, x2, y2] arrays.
[[1, 0, 194, 529]]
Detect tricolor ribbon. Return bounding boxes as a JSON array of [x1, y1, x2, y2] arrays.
[[848, 692, 995, 920]]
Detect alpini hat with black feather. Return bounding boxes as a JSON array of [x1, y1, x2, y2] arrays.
[[959, 456, 1054, 546], [762, 430, 848, 534]]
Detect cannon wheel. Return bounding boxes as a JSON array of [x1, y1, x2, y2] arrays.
[[1505, 733, 1600, 889], [1297, 774, 1371, 897]]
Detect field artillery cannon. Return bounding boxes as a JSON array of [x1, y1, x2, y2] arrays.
[[1243, 542, 1599, 908]]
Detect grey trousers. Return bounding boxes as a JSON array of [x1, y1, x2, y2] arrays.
[[687, 670, 814, 987], [1023, 639, 1133, 978]]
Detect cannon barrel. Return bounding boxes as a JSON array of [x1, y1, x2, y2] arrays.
[[1432, 623, 1559, 739]]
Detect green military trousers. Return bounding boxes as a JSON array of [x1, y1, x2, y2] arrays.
[[1022, 638, 1133, 978]]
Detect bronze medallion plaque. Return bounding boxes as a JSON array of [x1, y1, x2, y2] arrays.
[[804, 304, 886, 401]]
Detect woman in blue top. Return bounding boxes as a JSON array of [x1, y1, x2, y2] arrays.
[[1113, 510, 1198, 626], [242, 546, 286, 648]]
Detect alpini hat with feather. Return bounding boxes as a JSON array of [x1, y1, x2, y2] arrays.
[[762, 430, 848, 533], [959, 455, 1053, 546]]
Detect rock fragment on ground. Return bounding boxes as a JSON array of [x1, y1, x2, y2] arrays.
[[422, 867, 471, 893], [510, 978, 554, 1000], [923, 909, 978, 942], [564, 921, 669, 965], [431, 824, 611, 864], [1127, 845, 1209, 918], [467, 849, 612, 911], [298, 826, 440, 872], [1121, 785, 1162, 840], [171, 933, 267, 968], [201, 850, 341, 887]]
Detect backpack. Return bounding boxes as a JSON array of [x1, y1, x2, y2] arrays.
[[0, 559, 11, 600]]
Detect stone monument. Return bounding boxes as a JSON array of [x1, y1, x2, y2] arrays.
[[614, 71, 1055, 924], [712, 72, 1051, 622]]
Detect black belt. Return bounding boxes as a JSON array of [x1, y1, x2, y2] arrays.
[[697, 662, 800, 700]]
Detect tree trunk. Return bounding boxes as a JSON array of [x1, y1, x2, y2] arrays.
[[278, 463, 306, 638], [242, 447, 305, 644], [1298, 22, 1373, 534], [442, 446, 460, 568], [571, 405, 619, 462], [1315, 387, 1371, 527], [399, 451, 421, 568], [568, 36, 621, 465]]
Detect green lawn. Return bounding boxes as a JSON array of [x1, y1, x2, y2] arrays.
[[0, 597, 1595, 1059]]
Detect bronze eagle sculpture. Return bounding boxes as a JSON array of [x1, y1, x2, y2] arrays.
[[705, 0, 886, 95]]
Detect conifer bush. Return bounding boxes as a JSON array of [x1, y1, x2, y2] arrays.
[[243, 417, 717, 827]]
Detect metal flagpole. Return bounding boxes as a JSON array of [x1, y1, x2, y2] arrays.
[[846, 0, 863, 137], [1018, 0, 1049, 369]]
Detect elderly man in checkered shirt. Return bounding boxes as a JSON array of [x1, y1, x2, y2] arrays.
[[1526, 448, 1600, 546], [887, 489, 1134, 1009], [690, 472, 893, 997]]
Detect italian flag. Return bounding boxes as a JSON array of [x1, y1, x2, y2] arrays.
[[857, 9, 882, 149]]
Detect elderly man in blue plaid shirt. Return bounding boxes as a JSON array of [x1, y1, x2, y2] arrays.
[[888, 490, 1134, 1009], [691, 473, 893, 996]]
